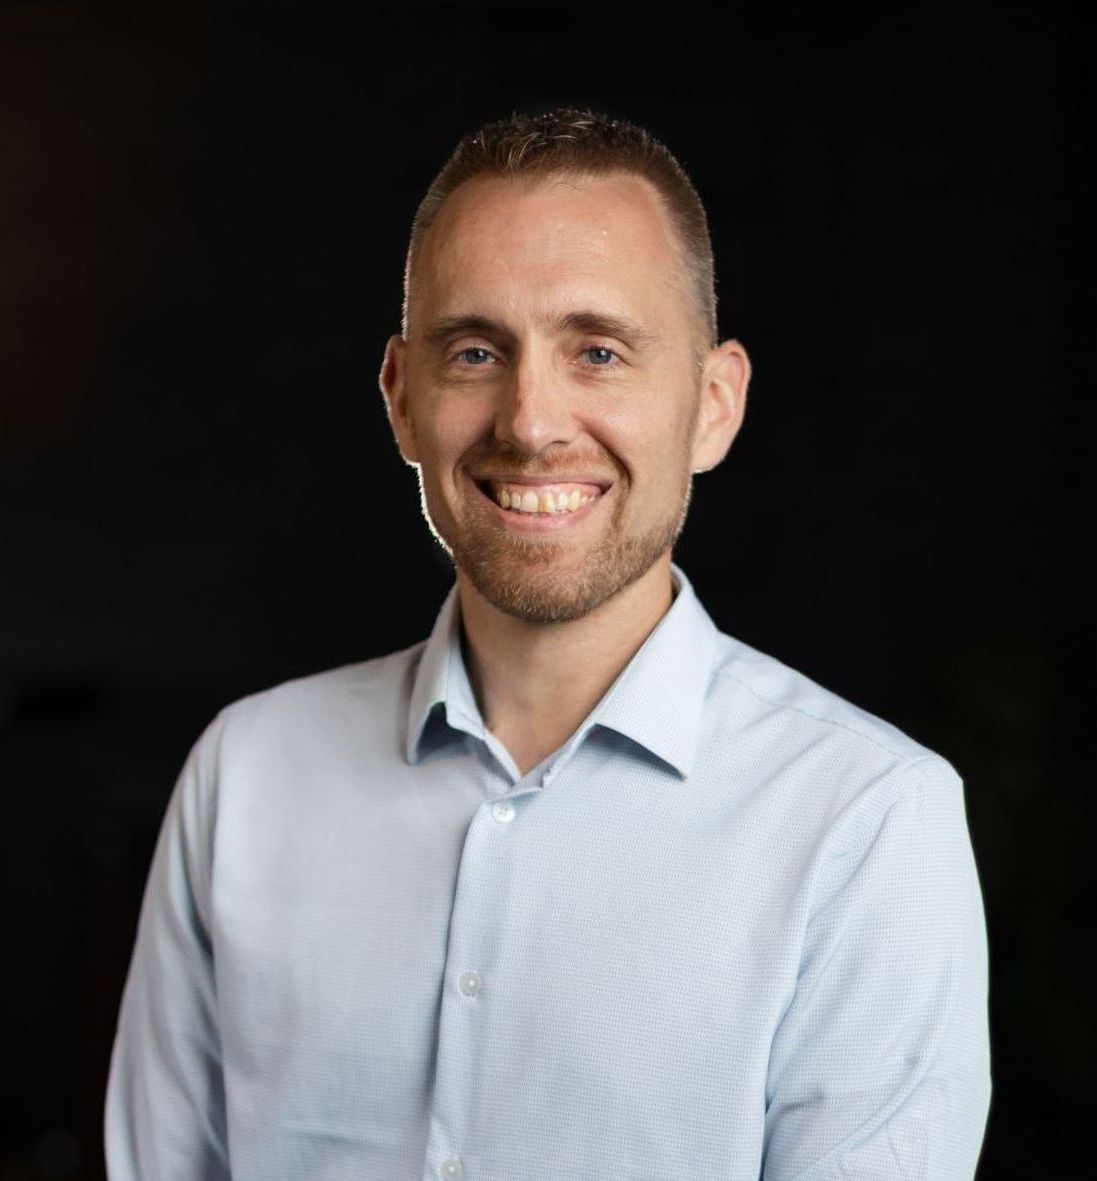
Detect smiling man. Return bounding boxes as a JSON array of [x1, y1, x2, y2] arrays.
[[106, 109, 991, 1180], [380, 162, 748, 776]]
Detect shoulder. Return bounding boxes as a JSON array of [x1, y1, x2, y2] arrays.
[[701, 628, 963, 828], [226, 640, 426, 717], [190, 640, 428, 770], [711, 631, 936, 763]]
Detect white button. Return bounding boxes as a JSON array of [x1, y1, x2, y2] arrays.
[[491, 800, 515, 823], [439, 1158, 464, 1180], [458, 970, 483, 996]]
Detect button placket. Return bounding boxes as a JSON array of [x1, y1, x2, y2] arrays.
[[424, 792, 506, 1178]]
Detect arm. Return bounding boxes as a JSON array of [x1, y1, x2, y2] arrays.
[[105, 715, 231, 1180], [763, 757, 991, 1180]]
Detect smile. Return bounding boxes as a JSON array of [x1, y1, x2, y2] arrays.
[[472, 477, 610, 524]]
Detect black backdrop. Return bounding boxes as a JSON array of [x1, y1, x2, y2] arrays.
[[0, 2, 1089, 1177]]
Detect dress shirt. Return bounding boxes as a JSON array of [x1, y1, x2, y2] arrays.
[[105, 563, 990, 1180]]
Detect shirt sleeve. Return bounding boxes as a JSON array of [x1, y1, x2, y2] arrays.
[[104, 714, 232, 1180], [762, 756, 991, 1180]]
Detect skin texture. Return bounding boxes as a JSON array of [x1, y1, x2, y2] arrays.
[[380, 171, 750, 772]]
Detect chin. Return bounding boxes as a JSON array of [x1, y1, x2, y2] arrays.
[[468, 573, 612, 625], [455, 532, 676, 625]]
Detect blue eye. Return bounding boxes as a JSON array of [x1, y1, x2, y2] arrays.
[[457, 347, 494, 365], [584, 346, 617, 365]]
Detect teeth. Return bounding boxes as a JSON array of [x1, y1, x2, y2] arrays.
[[491, 484, 601, 515]]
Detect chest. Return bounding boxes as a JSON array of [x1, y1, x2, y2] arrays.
[[207, 747, 812, 1178]]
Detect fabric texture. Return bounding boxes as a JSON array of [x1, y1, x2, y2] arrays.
[[105, 564, 991, 1180]]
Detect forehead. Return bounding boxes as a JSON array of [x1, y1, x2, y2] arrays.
[[410, 171, 691, 330]]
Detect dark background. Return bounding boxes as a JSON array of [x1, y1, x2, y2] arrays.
[[0, 1, 1089, 1177]]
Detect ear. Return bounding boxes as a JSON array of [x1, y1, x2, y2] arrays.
[[691, 338, 750, 473], [379, 334, 420, 465]]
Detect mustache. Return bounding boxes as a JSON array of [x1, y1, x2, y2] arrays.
[[461, 439, 622, 481]]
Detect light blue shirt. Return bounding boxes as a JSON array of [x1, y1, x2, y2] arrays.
[[105, 564, 990, 1180]]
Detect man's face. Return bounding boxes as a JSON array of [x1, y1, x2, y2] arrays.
[[381, 171, 744, 624]]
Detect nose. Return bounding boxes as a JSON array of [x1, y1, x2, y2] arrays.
[[493, 344, 580, 455]]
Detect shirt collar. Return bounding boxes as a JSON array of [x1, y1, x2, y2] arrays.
[[405, 562, 718, 779], [405, 581, 480, 764], [581, 563, 717, 778]]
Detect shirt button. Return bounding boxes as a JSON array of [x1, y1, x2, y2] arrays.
[[458, 970, 483, 996], [491, 800, 515, 823], [439, 1159, 464, 1180]]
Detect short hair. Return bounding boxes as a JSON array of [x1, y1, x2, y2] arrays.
[[402, 106, 718, 351]]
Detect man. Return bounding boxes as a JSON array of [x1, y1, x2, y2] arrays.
[[106, 108, 991, 1179]]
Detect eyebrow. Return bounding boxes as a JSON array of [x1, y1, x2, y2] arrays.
[[420, 310, 660, 351]]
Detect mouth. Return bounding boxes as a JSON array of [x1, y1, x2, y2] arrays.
[[470, 475, 612, 527]]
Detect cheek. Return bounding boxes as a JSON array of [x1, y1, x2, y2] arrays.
[[603, 403, 694, 482], [410, 407, 478, 481]]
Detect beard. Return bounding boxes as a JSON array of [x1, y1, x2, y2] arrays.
[[420, 444, 694, 624]]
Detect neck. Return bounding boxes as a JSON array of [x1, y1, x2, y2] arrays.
[[456, 557, 676, 776]]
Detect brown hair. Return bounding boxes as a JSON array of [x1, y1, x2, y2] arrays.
[[402, 106, 718, 350]]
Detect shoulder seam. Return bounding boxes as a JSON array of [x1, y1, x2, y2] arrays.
[[711, 665, 933, 765]]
